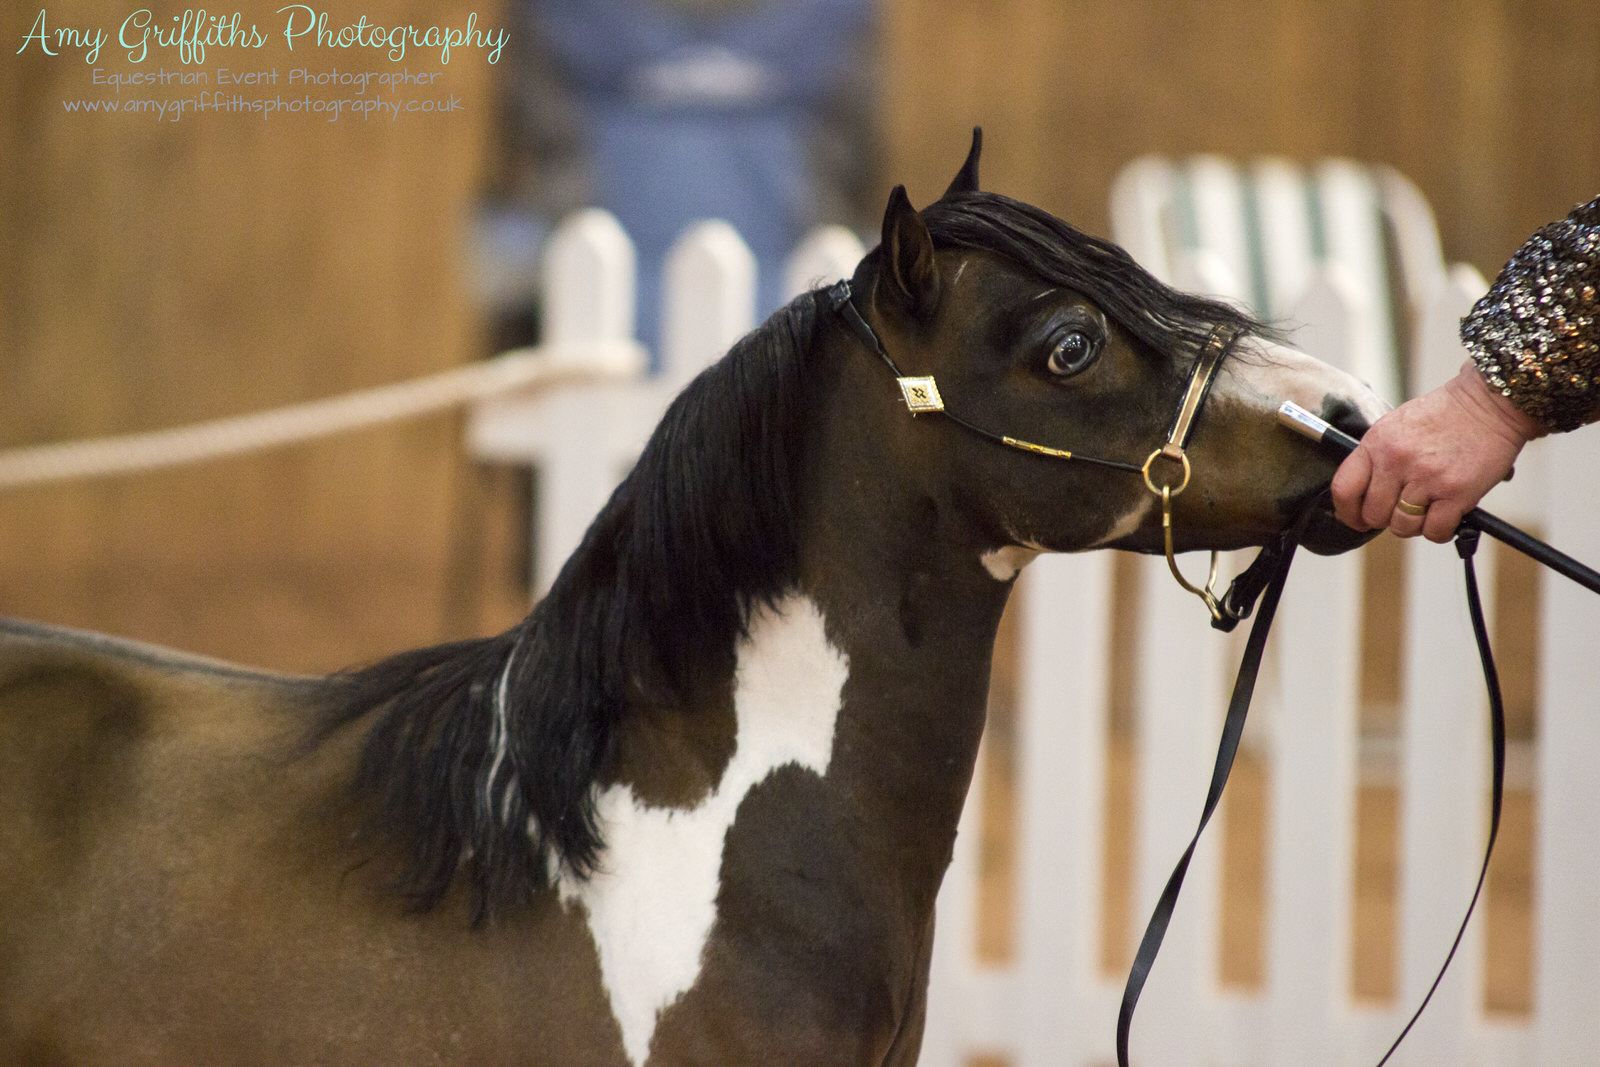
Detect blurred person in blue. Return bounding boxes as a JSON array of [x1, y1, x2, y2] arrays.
[[482, 0, 877, 357]]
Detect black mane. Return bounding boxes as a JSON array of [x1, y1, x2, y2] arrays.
[[314, 189, 1264, 919], [920, 191, 1270, 356], [314, 292, 824, 918]]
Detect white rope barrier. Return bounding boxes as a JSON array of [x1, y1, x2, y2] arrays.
[[0, 342, 645, 490]]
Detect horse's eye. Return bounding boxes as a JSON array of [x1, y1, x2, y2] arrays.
[[1047, 329, 1100, 377]]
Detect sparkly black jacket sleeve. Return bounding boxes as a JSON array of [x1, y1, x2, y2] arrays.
[[1460, 196, 1600, 432]]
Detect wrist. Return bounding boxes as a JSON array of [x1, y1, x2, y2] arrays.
[[1455, 361, 1548, 444]]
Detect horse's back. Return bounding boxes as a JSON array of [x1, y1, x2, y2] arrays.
[[0, 617, 319, 853], [0, 614, 313, 690], [0, 618, 344, 1060]]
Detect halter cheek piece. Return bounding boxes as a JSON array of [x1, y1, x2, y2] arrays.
[[827, 278, 1237, 622]]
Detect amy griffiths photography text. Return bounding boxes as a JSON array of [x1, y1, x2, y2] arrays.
[[17, 6, 508, 66]]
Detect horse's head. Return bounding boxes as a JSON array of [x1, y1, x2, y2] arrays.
[[838, 132, 1385, 578]]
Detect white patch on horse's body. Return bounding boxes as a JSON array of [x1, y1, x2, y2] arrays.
[[981, 544, 1042, 581], [1088, 495, 1156, 547], [558, 594, 849, 1067]]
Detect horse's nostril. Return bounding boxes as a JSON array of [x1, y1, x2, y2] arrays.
[[1319, 396, 1372, 443]]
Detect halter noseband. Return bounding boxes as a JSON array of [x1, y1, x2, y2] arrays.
[[827, 278, 1236, 621]]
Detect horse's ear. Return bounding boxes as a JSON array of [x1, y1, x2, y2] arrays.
[[879, 184, 940, 319], [941, 127, 982, 198]]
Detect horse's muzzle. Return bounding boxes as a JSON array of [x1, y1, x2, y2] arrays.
[[1296, 490, 1381, 556], [1293, 397, 1382, 556]]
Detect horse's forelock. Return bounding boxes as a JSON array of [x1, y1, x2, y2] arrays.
[[919, 192, 1273, 358]]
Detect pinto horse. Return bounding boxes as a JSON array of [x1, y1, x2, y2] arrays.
[[0, 134, 1384, 1065]]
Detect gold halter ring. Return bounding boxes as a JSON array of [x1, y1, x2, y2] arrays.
[[1143, 444, 1223, 621], [1141, 323, 1233, 623]]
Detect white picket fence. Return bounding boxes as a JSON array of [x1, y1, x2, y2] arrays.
[[468, 211, 866, 591], [464, 197, 1600, 1066]]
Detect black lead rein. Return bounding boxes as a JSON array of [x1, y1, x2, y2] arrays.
[[1118, 403, 1599, 1067], [1114, 513, 1497, 1067], [1114, 506, 1306, 1067]]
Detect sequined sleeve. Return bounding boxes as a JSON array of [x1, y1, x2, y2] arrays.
[[1459, 196, 1600, 432]]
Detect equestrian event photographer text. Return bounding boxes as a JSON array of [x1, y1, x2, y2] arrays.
[[18, 7, 508, 65]]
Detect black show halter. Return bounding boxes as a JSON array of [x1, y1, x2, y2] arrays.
[[826, 279, 1261, 626]]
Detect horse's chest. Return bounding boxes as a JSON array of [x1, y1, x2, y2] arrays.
[[558, 595, 850, 1067]]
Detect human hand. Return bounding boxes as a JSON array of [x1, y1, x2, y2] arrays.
[[1331, 361, 1546, 542]]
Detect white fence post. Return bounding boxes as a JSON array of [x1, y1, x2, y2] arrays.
[[467, 209, 649, 594], [1391, 272, 1496, 1066], [1261, 270, 1366, 1067], [783, 225, 865, 302], [1014, 554, 1117, 1067], [1373, 167, 1447, 343], [923, 733, 988, 1067], [1248, 158, 1317, 319], [1535, 423, 1600, 1065], [661, 220, 757, 395], [1109, 155, 1180, 284], [1314, 160, 1403, 404], [1288, 265, 1371, 399], [542, 208, 636, 349], [1184, 155, 1255, 307]]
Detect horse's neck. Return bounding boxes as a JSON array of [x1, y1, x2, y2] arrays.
[[573, 560, 1003, 1067], [603, 534, 1004, 904], [592, 338, 1010, 938], [796, 496, 1009, 909], [779, 374, 1014, 913]]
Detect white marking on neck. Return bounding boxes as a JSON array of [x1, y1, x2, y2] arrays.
[[1088, 494, 1156, 547], [559, 594, 848, 1067], [981, 544, 1042, 581]]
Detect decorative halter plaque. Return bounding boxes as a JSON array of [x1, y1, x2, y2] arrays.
[[896, 376, 945, 413]]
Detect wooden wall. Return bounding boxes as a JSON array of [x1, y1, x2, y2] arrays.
[[883, 0, 1600, 274], [2, 0, 1596, 672], [1, 1, 507, 669]]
